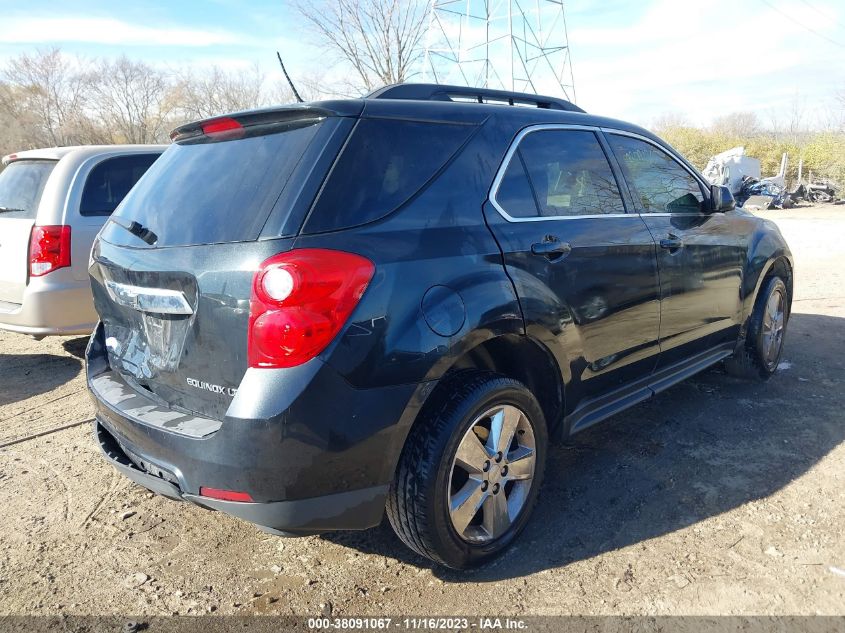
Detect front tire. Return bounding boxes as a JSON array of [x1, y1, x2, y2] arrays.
[[725, 275, 789, 380], [386, 371, 547, 569]]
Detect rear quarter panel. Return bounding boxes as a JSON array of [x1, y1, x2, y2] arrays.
[[291, 119, 527, 487], [294, 118, 525, 390]]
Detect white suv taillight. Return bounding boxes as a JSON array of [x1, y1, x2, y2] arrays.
[[29, 225, 71, 277]]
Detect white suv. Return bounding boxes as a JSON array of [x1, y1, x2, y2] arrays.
[[0, 145, 165, 338]]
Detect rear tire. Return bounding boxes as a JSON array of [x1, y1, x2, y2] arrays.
[[725, 275, 789, 380], [386, 371, 547, 569]]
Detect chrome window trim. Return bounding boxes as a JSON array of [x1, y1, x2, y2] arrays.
[[105, 280, 194, 316], [627, 212, 706, 217], [488, 124, 636, 222]]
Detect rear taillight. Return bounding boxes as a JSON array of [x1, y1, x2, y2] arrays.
[[29, 225, 71, 277], [248, 249, 375, 369]]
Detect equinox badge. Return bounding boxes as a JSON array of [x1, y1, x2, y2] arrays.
[[186, 377, 237, 397]]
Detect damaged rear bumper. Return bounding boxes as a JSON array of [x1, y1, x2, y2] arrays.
[[86, 322, 419, 535], [96, 419, 184, 502], [94, 418, 389, 536]]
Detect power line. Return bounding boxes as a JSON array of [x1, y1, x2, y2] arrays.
[[759, 0, 845, 48], [796, 0, 845, 29]]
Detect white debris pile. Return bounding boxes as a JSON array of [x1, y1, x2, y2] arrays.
[[702, 146, 762, 195]]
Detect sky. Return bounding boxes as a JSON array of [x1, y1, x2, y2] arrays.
[[0, 0, 842, 129]]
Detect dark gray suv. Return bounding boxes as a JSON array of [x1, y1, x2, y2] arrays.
[[87, 84, 793, 568]]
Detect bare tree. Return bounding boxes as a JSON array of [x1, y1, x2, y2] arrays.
[[0, 81, 40, 155], [836, 85, 845, 131], [765, 95, 809, 144], [710, 111, 763, 138], [174, 65, 266, 120], [0, 50, 288, 148], [295, 0, 429, 92], [784, 96, 808, 141], [266, 66, 337, 104], [651, 112, 691, 132], [90, 56, 173, 144], [2, 48, 93, 146]]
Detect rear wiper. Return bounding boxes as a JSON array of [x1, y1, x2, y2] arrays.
[[0, 206, 27, 214], [109, 217, 158, 246]]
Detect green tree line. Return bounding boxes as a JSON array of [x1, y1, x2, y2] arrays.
[[653, 111, 845, 187]]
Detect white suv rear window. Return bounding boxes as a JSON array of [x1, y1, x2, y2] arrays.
[[0, 160, 57, 220]]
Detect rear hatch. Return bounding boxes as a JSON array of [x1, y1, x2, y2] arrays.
[[0, 158, 57, 305], [90, 108, 355, 420]]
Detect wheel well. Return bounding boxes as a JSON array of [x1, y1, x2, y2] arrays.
[[766, 257, 794, 310], [446, 334, 564, 435]]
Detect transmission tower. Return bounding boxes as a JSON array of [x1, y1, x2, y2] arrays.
[[421, 0, 576, 101]]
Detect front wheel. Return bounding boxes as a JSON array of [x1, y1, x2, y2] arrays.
[[386, 371, 547, 569], [726, 275, 789, 380]]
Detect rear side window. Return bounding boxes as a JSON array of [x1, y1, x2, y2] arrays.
[[303, 118, 476, 233], [0, 160, 57, 220], [80, 154, 160, 216], [607, 134, 705, 214], [496, 153, 537, 218], [101, 119, 322, 247], [496, 130, 625, 218]]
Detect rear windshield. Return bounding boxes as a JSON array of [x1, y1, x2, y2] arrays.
[[101, 119, 323, 247], [0, 160, 57, 220]]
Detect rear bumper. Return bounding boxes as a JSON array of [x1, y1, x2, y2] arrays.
[[95, 420, 388, 535], [96, 420, 184, 502], [0, 275, 96, 336], [86, 323, 422, 534]]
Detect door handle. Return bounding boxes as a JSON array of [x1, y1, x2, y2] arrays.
[[659, 234, 684, 251], [531, 237, 572, 260]]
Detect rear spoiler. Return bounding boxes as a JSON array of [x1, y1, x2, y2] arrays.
[[169, 103, 363, 142]]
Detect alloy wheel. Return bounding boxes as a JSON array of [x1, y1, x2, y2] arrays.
[[762, 287, 786, 367], [447, 404, 536, 543]]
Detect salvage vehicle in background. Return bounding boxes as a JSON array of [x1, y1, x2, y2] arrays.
[[0, 146, 165, 338], [86, 84, 794, 569]]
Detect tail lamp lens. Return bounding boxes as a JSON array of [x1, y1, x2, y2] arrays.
[[248, 249, 375, 369], [29, 225, 71, 277]]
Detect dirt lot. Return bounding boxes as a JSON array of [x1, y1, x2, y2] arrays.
[[0, 204, 843, 618]]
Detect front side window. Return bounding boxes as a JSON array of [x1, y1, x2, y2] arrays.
[[495, 129, 625, 218], [80, 154, 160, 216], [608, 135, 705, 214]]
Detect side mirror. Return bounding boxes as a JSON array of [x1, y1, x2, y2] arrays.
[[710, 184, 736, 213]]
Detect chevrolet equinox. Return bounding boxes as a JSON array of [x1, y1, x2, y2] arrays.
[[87, 84, 793, 569]]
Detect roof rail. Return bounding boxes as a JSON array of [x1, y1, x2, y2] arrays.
[[367, 83, 585, 113]]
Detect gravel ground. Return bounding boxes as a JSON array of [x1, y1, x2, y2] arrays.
[[0, 204, 843, 617]]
